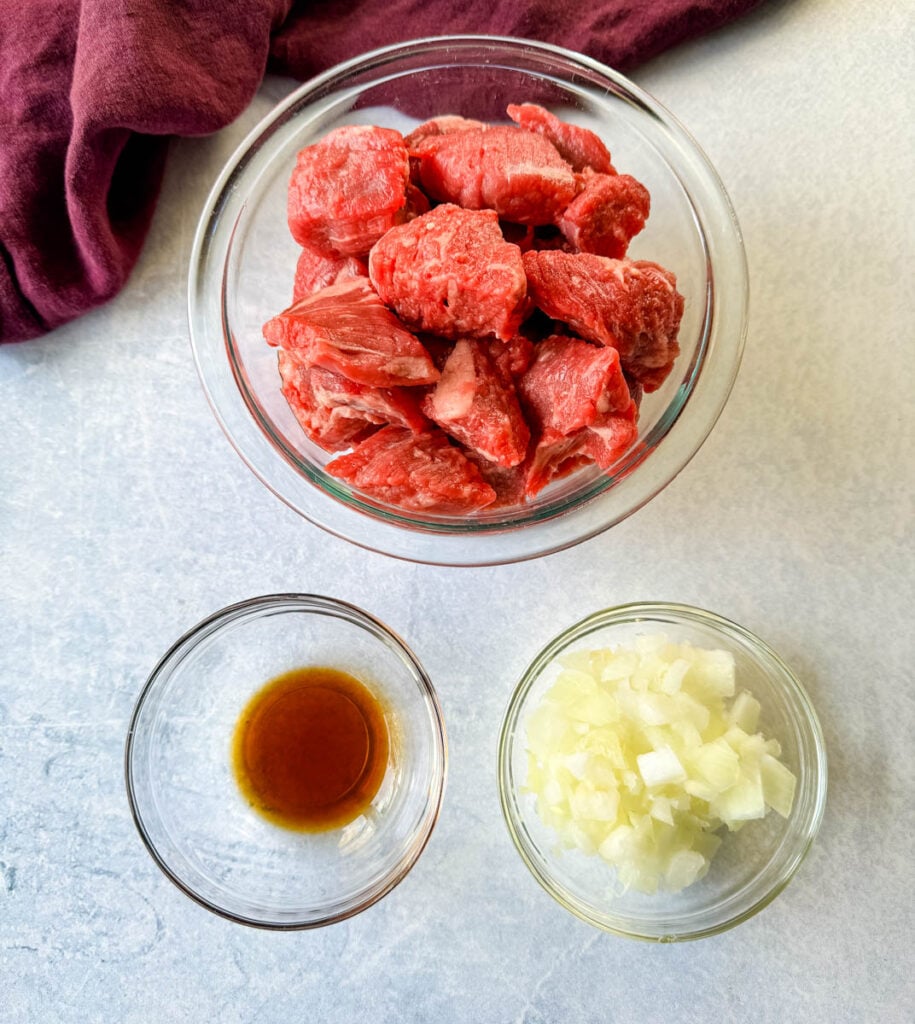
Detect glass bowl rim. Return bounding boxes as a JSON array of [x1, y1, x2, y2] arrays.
[[124, 592, 448, 929], [187, 34, 749, 566], [497, 600, 828, 941]]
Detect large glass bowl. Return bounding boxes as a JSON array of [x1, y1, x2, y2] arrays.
[[125, 594, 447, 928], [498, 603, 827, 941], [189, 36, 748, 565]]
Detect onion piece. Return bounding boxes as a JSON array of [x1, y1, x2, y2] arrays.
[[523, 634, 797, 894]]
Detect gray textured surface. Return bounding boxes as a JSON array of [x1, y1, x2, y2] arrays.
[[2, 1, 913, 1020]]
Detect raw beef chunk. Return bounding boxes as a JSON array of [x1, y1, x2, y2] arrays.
[[404, 115, 486, 149], [369, 205, 528, 342], [462, 451, 527, 508], [287, 125, 410, 257], [522, 251, 684, 391], [406, 117, 487, 190], [519, 335, 633, 444], [326, 426, 497, 514], [263, 278, 440, 388], [579, 407, 638, 470], [520, 412, 636, 497], [277, 348, 428, 453], [278, 350, 382, 452], [412, 126, 578, 224], [506, 103, 615, 174], [292, 246, 366, 302], [484, 334, 536, 383], [422, 340, 530, 467], [309, 364, 429, 434], [558, 171, 650, 259], [521, 433, 591, 499], [465, 439, 591, 506]]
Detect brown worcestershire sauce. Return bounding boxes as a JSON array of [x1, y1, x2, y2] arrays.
[[232, 666, 389, 832]]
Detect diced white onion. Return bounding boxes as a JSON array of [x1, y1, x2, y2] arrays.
[[729, 690, 761, 733], [637, 746, 687, 787], [760, 752, 797, 818], [523, 634, 796, 895]]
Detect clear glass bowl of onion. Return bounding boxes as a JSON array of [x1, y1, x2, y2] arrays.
[[498, 602, 827, 941]]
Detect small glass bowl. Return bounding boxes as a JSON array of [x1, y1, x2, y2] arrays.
[[498, 603, 827, 941], [188, 36, 748, 566], [125, 594, 447, 929]]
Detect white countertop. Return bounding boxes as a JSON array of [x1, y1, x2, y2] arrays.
[[2, 0, 913, 1020]]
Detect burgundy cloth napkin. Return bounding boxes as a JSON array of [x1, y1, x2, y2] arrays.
[[0, 1, 761, 344]]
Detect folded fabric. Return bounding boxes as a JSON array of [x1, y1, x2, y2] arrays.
[[0, 0, 761, 344]]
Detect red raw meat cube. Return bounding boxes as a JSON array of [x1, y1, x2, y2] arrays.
[[520, 415, 637, 498], [368, 204, 529, 342], [406, 117, 486, 191], [326, 426, 497, 514], [404, 115, 486, 149], [579, 405, 638, 470], [519, 334, 632, 444], [412, 125, 578, 225], [278, 350, 383, 452], [484, 334, 536, 384], [462, 450, 527, 509], [523, 251, 684, 392], [521, 433, 590, 499], [516, 332, 639, 492], [506, 103, 615, 174], [558, 171, 650, 259], [287, 125, 410, 257], [422, 340, 530, 467], [292, 246, 366, 302], [309, 364, 429, 434], [437, 333, 639, 503], [263, 278, 440, 388], [470, 433, 591, 505]]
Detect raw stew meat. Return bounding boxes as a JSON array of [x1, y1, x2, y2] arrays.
[[262, 105, 685, 515]]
